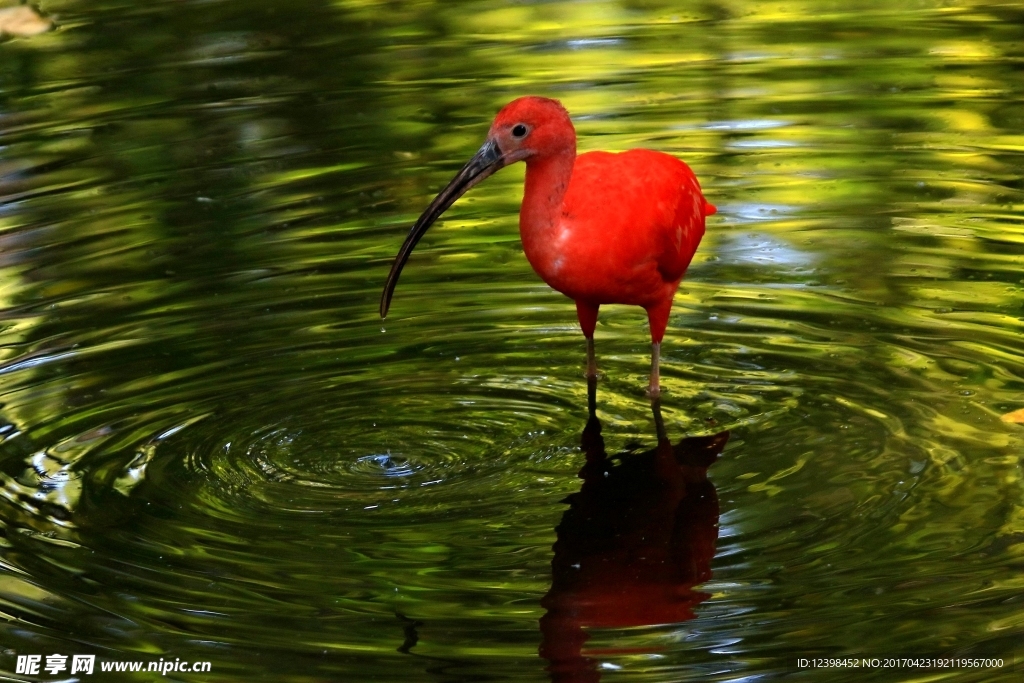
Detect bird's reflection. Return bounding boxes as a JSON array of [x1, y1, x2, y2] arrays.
[[540, 379, 729, 682]]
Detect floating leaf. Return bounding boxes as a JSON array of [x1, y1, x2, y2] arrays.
[[0, 5, 52, 38], [1001, 408, 1024, 424]]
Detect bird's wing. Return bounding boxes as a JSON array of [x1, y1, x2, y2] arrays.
[[624, 151, 711, 284], [564, 149, 711, 288]]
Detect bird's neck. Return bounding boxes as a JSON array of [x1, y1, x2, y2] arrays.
[[519, 150, 575, 271]]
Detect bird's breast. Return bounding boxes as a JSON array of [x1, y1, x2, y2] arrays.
[[520, 223, 571, 287], [522, 219, 671, 307], [518, 148, 709, 308]]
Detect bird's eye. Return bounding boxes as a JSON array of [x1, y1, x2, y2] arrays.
[[512, 124, 528, 138]]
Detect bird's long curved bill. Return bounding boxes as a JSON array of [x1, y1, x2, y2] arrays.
[[380, 139, 506, 318]]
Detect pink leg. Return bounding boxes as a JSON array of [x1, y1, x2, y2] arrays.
[[646, 298, 673, 397], [648, 342, 661, 398], [575, 301, 599, 379]]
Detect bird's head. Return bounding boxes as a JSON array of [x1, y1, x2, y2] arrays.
[[488, 96, 576, 165], [380, 96, 576, 318]]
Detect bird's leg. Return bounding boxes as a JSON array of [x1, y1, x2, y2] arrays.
[[586, 373, 598, 417], [647, 341, 661, 398], [586, 337, 597, 379], [575, 301, 600, 380], [645, 300, 670, 398], [650, 390, 667, 442], [650, 394, 678, 481], [581, 373, 603, 465]]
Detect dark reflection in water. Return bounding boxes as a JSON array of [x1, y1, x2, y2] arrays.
[[541, 380, 729, 682]]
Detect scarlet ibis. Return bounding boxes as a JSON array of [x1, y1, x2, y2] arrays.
[[381, 97, 715, 396]]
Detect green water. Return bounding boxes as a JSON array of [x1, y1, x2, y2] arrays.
[[1, 0, 1023, 681]]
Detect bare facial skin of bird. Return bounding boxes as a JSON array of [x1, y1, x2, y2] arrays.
[[382, 96, 714, 398]]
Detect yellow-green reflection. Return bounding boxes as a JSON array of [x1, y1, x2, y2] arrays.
[[0, 0, 1022, 681]]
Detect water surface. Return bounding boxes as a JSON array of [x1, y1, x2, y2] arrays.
[[1, 0, 1023, 681]]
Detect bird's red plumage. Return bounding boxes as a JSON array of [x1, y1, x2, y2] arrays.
[[386, 96, 715, 395], [501, 97, 714, 379], [553, 149, 708, 303]]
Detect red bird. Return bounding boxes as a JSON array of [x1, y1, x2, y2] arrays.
[[381, 97, 715, 397]]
